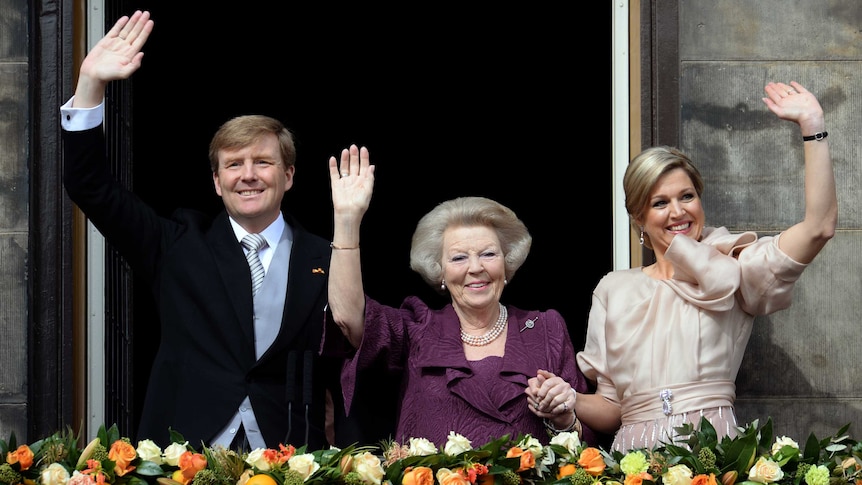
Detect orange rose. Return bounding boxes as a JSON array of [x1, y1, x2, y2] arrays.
[[506, 447, 536, 472], [558, 463, 578, 479], [578, 447, 606, 476], [402, 466, 434, 485], [7, 445, 34, 471], [691, 473, 718, 485], [177, 451, 207, 484], [437, 468, 470, 485], [108, 440, 137, 477], [625, 471, 654, 485]]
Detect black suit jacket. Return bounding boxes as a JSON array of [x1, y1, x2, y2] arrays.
[[62, 126, 348, 450]]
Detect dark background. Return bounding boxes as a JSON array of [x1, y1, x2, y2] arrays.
[[127, 2, 613, 442]]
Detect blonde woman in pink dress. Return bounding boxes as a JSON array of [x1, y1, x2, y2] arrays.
[[576, 81, 837, 453]]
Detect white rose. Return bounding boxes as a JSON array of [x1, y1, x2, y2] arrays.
[[443, 432, 472, 456], [517, 435, 543, 458], [407, 437, 438, 456], [662, 464, 693, 485], [245, 448, 271, 471], [749, 456, 785, 483], [136, 439, 163, 464], [288, 453, 320, 480], [771, 436, 800, 456], [550, 431, 581, 455], [353, 452, 385, 485], [162, 442, 189, 467], [41, 462, 71, 485]]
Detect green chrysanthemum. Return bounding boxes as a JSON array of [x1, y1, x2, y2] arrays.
[[621, 451, 650, 476], [804, 464, 830, 485]]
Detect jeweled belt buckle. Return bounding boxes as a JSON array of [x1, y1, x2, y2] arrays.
[[660, 389, 673, 415]]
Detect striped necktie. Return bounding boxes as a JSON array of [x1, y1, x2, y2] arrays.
[[241, 233, 266, 296]]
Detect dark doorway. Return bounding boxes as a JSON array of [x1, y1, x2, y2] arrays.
[[124, 2, 613, 444]]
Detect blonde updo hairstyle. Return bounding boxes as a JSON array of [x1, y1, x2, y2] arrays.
[[623, 146, 704, 250], [410, 196, 532, 294]]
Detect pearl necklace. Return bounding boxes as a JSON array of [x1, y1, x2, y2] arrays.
[[460, 303, 508, 346]]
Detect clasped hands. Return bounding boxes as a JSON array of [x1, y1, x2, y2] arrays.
[[526, 369, 576, 422]]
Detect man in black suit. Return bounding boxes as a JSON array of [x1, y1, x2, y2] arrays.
[[61, 10, 354, 451]]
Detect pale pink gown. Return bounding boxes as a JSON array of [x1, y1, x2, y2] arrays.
[[577, 227, 807, 452]]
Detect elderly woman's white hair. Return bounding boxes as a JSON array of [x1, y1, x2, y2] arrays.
[[409, 196, 532, 294]]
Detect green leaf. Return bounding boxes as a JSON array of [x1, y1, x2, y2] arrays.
[[803, 432, 821, 463], [135, 460, 167, 477]]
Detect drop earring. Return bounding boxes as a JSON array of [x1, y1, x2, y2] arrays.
[[441, 280, 446, 291], [504, 279, 508, 285], [639, 227, 645, 246]]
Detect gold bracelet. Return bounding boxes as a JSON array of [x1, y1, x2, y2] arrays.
[[330, 242, 359, 250]]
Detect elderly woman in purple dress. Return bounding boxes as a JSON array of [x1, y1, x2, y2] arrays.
[[324, 149, 601, 447]]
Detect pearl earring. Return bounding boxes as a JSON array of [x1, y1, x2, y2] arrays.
[[441, 280, 446, 290], [504, 279, 508, 285], [639, 227, 645, 246]]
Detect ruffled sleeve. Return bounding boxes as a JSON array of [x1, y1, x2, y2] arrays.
[[667, 227, 807, 316]]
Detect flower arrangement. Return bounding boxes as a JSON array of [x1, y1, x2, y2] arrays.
[[2, 418, 861, 485]]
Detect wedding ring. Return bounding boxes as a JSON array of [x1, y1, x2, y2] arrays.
[[787, 90, 795, 95], [340, 172, 349, 177]]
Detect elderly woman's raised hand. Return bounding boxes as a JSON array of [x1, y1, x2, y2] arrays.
[[329, 144, 375, 219]]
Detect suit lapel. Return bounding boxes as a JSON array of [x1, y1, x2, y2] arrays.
[[269, 218, 329, 355], [208, 212, 256, 347]]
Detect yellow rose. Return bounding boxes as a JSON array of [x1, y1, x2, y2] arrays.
[[353, 452, 384, 485], [287, 453, 319, 480], [663, 464, 694, 485], [748, 457, 784, 483], [40, 463, 70, 485]]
